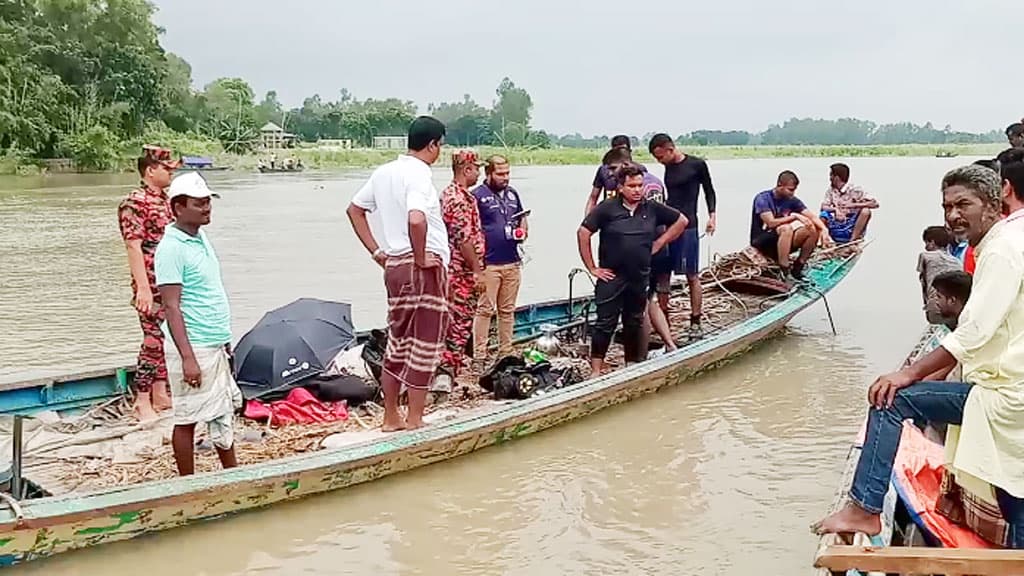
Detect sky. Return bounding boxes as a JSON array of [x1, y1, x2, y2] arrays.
[[151, 0, 1018, 137]]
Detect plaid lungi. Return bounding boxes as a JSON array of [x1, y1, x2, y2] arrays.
[[936, 468, 1011, 547], [383, 253, 449, 391]]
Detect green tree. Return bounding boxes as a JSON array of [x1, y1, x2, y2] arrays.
[[255, 90, 284, 128], [160, 53, 196, 132], [200, 77, 258, 151], [490, 77, 533, 144], [428, 94, 490, 145]]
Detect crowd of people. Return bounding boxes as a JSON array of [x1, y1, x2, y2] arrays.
[[114, 116, 882, 472], [116, 110, 1024, 552], [813, 127, 1024, 549]]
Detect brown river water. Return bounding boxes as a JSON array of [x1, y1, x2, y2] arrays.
[[0, 157, 976, 574]]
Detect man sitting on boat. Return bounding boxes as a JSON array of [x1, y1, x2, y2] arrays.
[[577, 162, 687, 377], [820, 163, 878, 244], [813, 164, 1024, 548], [155, 172, 242, 476], [749, 171, 833, 281]]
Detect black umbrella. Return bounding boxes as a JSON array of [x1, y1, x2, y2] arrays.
[[234, 298, 357, 400]]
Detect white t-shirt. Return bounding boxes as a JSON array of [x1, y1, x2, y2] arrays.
[[351, 155, 450, 266]]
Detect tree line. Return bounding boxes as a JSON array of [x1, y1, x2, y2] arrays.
[[0, 0, 1007, 170]]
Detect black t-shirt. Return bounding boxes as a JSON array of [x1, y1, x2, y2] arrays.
[[581, 197, 681, 278], [663, 155, 716, 230]]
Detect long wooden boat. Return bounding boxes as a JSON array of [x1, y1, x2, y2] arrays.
[[813, 325, 1024, 575], [0, 251, 860, 567], [257, 164, 304, 174]]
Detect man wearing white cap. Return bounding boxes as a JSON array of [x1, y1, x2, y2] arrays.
[[154, 172, 242, 476]]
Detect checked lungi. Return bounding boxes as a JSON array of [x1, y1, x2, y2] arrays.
[[384, 253, 449, 391]]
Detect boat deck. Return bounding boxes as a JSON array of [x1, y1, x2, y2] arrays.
[[16, 248, 840, 498]]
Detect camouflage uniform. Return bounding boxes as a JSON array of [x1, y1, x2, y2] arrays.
[[117, 183, 172, 393], [440, 179, 485, 377]]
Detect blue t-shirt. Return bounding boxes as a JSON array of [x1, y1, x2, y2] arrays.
[[749, 189, 807, 243], [154, 225, 232, 347], [473, 183, 525, 266]]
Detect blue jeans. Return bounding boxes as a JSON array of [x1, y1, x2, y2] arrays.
[[850, 380, 1024, 548]]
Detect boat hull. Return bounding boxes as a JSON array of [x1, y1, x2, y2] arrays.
[[0, 256, 858, 567]]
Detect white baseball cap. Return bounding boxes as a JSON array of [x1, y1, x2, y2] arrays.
[[168, 172, 220, 201]]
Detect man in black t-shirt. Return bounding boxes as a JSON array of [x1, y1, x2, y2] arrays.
[[577, 163, 687, 378], [648, 134, 717, 340]]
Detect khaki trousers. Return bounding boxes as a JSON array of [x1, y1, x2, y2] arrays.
[[473, 263, 521, 359]]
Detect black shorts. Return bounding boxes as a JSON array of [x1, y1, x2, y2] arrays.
[[649, 250, 673, 296], [751, 230, 780, 260]]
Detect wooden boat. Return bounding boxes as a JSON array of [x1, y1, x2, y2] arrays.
[[935, 150, 959, 158], [813, 325, 1024, 575], [178, 156, 231, 172], [0, 249, 861, 567], [257, 164, 305, 174]]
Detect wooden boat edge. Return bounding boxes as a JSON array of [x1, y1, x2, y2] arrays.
[[811, 324, 959, 576], [0, 255, 859, 565]]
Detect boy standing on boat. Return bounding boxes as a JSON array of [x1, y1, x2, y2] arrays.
[[154, 172, 241, 476], [814, 165, 1024, 548], [473, 155, 528, 364], [820, 163, 878, 243], [577, 163, 687, 377], [347, 116, 450, 431], [437, 149, 486, 387], [117, 145, 180, 421], [648, 134, 717, 340]]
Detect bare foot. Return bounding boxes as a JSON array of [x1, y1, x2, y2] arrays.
[[404, 418, 425, 430], [151, 383, 172, 412], [381, 420, 406, 433], [133, 393, 159, 422], [811, 503, 882, 537]]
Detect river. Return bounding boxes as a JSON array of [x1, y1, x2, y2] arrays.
[[0, 156, 973, 575]]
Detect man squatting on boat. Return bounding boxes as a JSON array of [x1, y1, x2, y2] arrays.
[[813, 161, 1024, 548]]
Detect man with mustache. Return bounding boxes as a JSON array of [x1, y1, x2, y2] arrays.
[[813, 165, 1024, 548]]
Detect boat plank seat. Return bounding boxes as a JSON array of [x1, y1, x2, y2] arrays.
[[815, 545, 1024, 575]]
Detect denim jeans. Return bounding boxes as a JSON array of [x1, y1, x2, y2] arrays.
[[849, 380, 1024, 548], [850, 380, 972, 513]]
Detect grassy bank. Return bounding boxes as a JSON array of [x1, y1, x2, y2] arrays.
[[232, 143, 1004, 170], [2, 143, 1005, 175]]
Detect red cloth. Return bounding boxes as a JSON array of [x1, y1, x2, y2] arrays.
[[243, 387, 348, 426], [853, 419, 991, 548], [964, 245, 976, 275], [891, 422, 992, 548]]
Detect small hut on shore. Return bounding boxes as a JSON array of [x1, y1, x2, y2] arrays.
[[260, 122, 297, 149], [372, 136, 408, 150]]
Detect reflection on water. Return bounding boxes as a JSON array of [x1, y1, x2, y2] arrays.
[[3, 157, 969, 574]]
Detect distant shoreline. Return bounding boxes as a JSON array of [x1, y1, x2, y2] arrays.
[[2, 143, 1004, 176]]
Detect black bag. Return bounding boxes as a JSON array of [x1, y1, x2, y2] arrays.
[[361, 329, 387, 384], [306, 374, 379, 406], [479, 356, 581, 400]]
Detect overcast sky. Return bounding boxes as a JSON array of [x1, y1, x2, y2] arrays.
[[152, 0, 1017, 137]]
